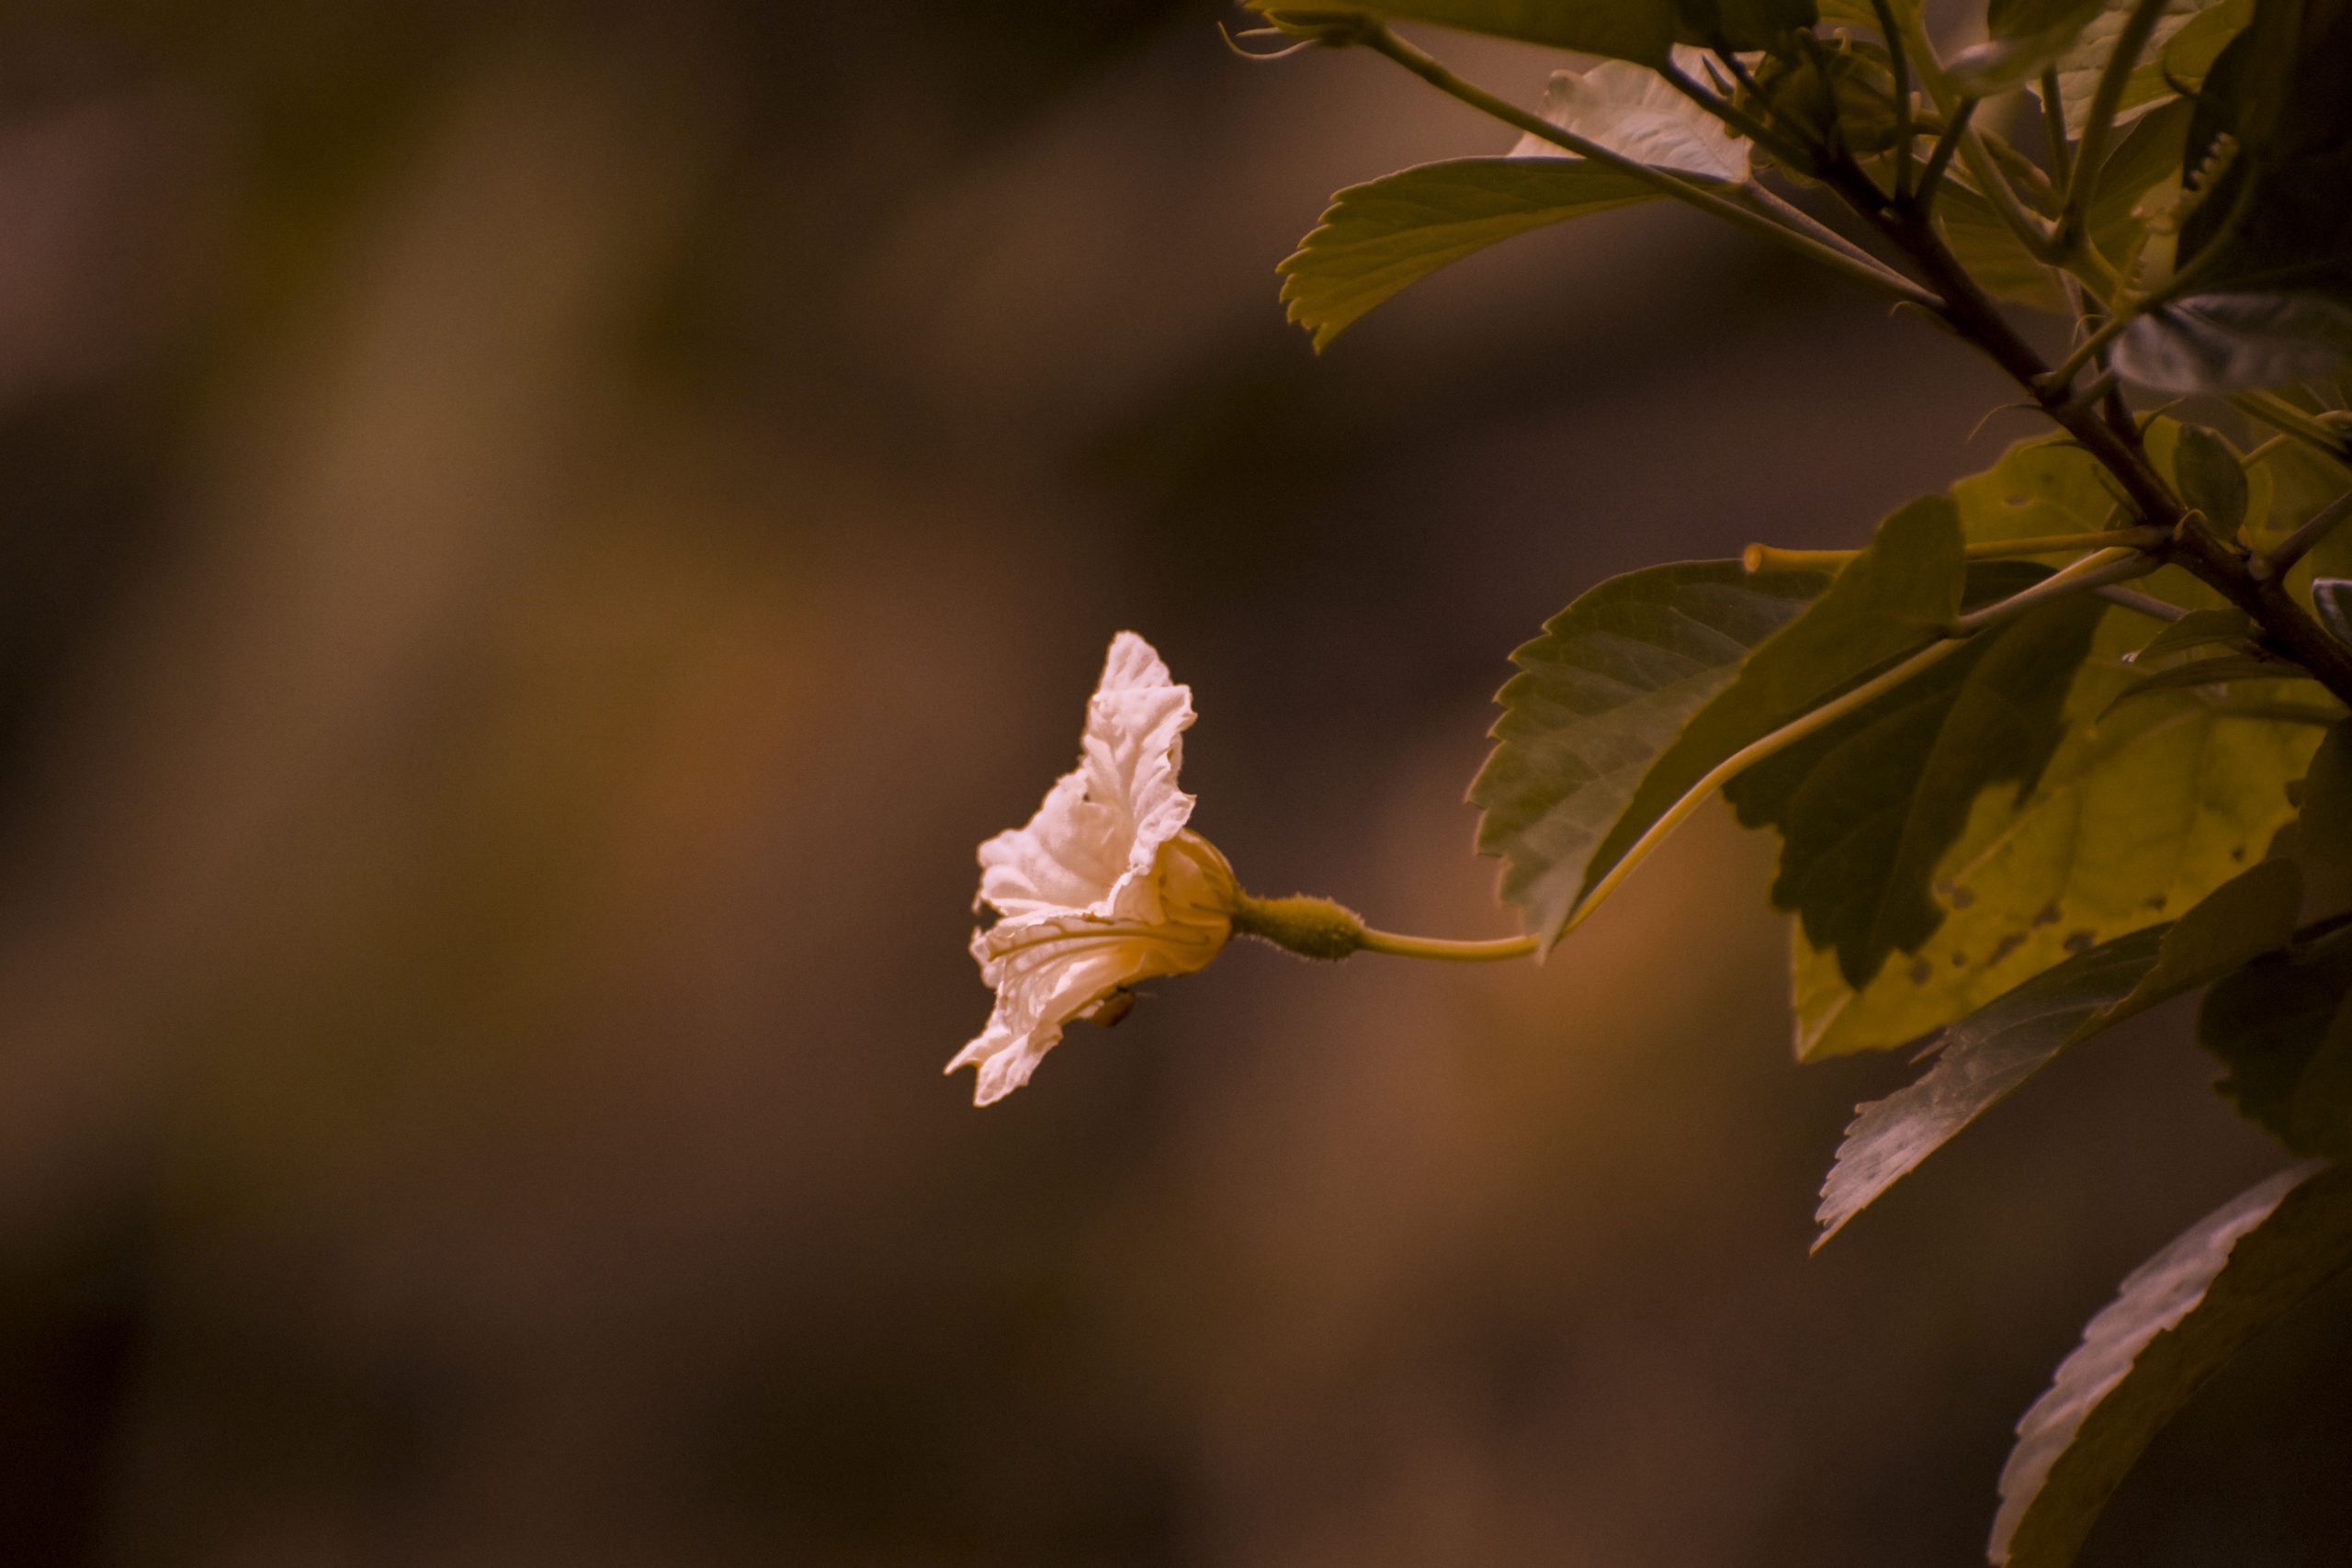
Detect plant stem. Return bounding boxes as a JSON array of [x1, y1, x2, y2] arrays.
[[1358, 929, 1539, 962], [1744, 528, 2165, 574], [1351, 23, 1939, 308], [2057, 0, 2172, 253], [1950, 547, 2155, 632], [1916, 99, 1976, 208], [2040, 66, 2072, 186], [1871, 0, 1916, 199], [2233, 393, 2352, 469], [2096, 585, 2185, 622], [1854, 199, 2352, 705]]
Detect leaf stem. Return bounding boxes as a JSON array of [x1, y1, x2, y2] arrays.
[[1871, 0, 1916, 199], [2096, 584, 2185, 622], [1350, 23, 1939, 308], [2233, 393, 2352, 469], [1950, 547, 2155, 633], [1563, 637, 1967, 938], [2040, 66, 2072, 186], [1916, 98, 1976, 209], [1357, 928, 1540, 962]]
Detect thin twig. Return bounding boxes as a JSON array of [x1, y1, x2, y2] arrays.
[[2254, 491, 2352, 582]]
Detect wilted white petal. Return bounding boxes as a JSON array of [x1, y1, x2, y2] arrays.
[[1510, 46, 1751, 185]]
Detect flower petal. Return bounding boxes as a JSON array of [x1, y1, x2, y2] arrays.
[[977, 632, 1197, 923]]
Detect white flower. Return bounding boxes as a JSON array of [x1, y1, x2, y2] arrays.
[[1510, 46, 1752, 185], [950, 633, 1239, 1104]]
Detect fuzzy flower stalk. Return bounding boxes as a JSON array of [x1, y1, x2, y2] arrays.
[[950, 633, 1534, 1105]]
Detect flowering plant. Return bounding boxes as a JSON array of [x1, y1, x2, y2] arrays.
[[961, 2, 2352, 1561]]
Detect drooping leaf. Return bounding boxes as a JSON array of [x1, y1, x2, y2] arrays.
[[1278, 160, 1670, 351], [1471, 562, 1824, 944], [1563, 496, 1966, 938], [1991, 1161, 2352, 1567], [2200, 921, 2352, 1156], [2127, 606, 2254, 662], [1726, 579, 2100, 987], [1814, 858, 2301, 1245], [1250, 0, 1679, 61]]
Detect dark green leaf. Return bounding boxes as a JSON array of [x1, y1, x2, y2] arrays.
[[2128, 606, 2254, 662], [1471, 562, 1824, 945], [2276, 719, 2352, 864], [1815, 858, 2301, 1245], [1792, 615, 2317, 1057], [2112, 0, 2352, 391], [1727, 579, 2100, 987], [1278, 159, 1669, 351], [2172, 426, 2250, 534], [2105, 653, 2310, 714], [2200, 922, 2352, 1156], [2031, 0, 2247, 128], [1570, 496, 1967, 938], [1992, 1161, 2352, 1567]]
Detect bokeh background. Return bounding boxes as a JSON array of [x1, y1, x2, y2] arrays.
[[0, 3, 2347, 1563]]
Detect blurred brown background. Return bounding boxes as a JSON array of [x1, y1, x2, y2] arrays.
[[0, 3, 2346, 1563]]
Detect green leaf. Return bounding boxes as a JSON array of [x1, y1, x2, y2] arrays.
[[1791, 610, 2320, 1057], [1251, 0, 1679, 62], [2105, 652, 2310, 714], [1471, 562, 1825, 944], [1279, 159, 1668, 351], [2172, 425, 2249, 534], [1949, 0, 2110, 95], [2275, 719, 2352, 866], [1792, 434, 2321, 1058], [1992, 1160, 2352, 1567], [2200, 921, 2352, 1157], [2032, 0, 2247, 130], [1726, 576, 2100, 987], [1937, 186, 2071, 313], [1948, 435, 2125, 550], [1567, 496, 1966, 937], [1814, 858, 2301, 1246], [2128, 606, 2254, 661]]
